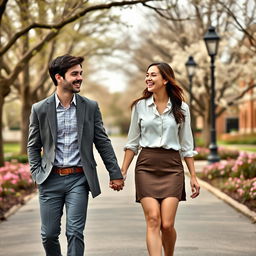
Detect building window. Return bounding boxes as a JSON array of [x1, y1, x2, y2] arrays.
[[226, 118, 239, 133]]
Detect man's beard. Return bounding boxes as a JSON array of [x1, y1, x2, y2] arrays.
[[70, 80, 82, 93]]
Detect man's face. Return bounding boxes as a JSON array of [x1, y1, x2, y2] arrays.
[[60, 64, 83, 93]]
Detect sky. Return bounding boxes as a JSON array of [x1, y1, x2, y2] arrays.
[[90, 5, 148, 93]]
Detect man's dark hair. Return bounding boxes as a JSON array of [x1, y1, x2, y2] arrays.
[[48, 54, 84, 86]]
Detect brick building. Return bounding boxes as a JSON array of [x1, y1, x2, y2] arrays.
[[216, 79, 255, 138], [238, 80, 256, 134]]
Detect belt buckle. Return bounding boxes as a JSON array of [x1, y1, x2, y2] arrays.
[[59, 172, 69, 176], [59, 168, 70, 176]]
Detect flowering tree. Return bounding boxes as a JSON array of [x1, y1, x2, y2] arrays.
[[0, 0, 161, 165], [122, 0, 256, 145]]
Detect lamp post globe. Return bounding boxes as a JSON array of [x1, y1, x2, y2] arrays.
[[203, 26, 220, 56]]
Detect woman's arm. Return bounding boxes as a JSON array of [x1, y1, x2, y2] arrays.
[[121, 149, 135, 180], [184, 157, 200, 198], [122, 105, 140, 180]]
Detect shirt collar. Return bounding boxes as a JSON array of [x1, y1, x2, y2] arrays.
[[55, 93, 76, 108], [147, 95, 155, 106], [147, 95, 171, 107]]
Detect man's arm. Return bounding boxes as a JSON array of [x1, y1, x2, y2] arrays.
[[93, 102, 124, 190], [27, 105, 42, 181]]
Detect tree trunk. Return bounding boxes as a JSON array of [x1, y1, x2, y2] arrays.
[[202, 108, 211, 147], [0, 19, 9, 166], [202, 117, 210, 147], [20, 64, 31, 155], [0, 78, 11, 166], [20, 0, 31, 155], [20, 89, 31, 155], [20, 49, 31, 155], [0, 92, 5, 166]]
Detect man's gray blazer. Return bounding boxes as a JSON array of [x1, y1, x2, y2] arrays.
[[27, 93, 123, 198]]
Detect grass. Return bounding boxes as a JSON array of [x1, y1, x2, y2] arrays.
[[234, 147, 256, 152], [195, 136, 256, 153], [3, 143, 20, 154], [218, 142, 256, 152]]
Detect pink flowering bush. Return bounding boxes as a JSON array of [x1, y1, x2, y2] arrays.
[[250, 179, 256, 199], [194, 147, 210, 160], [218, 147, 240, 160], [202, 160, 235, 179], [230, 152, 256, 179], [202, 152, 256, 210], [0, 161, 34, 218], [194, 146, 239, 161], [224, 177, 256, 202]]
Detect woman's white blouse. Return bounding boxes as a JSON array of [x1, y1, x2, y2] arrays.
[[124, 96, 197, 158]]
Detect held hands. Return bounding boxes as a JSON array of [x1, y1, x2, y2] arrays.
[[109, 170, 127, 192], [109, 179, 124, 192], [190, 176, 200, 198]]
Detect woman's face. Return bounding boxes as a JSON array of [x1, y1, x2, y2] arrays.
[[145, 65, 167, 94]]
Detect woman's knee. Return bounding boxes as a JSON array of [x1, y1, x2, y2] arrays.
[[161, 220, 175, 232], [146, 212, 161, 229]]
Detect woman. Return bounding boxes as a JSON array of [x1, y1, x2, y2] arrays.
[[121, 62, 200, 256]]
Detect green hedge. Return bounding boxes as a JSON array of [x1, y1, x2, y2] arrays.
[[4, 154, 28, 163], [220, 133, 256, 145]]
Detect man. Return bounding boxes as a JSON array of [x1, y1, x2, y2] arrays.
[[27, 54, 124, 256]]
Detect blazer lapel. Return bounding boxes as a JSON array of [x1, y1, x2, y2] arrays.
[[76, 94, 85, 146], [46, 94, 57, 145]]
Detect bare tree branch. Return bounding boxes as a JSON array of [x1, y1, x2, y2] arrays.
[[0, 0, 155, 56], [175, 77, 205, 116], [4, 95, 19, 103], [5, 0, 160, 87], [142, 2, 190, 21], [32, 40, 57, 95], [217, 0, 256, 49], [217, 83, 256, 116], [0, 0, 8, 23], [7, 30, 59, 85], [217, 70, 242, 102]]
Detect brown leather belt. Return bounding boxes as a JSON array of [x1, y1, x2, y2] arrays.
[[53, 166, 83, 176]]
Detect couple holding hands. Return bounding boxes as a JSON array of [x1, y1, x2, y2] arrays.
[[28, 54, 200, 256]]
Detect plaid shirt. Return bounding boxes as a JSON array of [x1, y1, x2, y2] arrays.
[[54, 94, 81, 167]]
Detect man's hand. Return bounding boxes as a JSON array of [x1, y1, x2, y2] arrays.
[[109, 179, 124, 191]]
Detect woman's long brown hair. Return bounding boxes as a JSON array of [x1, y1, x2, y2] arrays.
[[131, 62, 185, 124]]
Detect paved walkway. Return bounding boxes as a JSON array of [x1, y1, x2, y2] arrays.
[[0, 137, 255, 256]]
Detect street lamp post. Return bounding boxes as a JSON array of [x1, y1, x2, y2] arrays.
[[185, 56, 197, 107], [185, 56, 197, 148], [204, 26, 220, 163]]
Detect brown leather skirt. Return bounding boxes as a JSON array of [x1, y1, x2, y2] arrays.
[[135, 147, 186, 203]]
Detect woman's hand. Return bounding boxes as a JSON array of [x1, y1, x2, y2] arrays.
[[122, 173, 127, 181], [190, 176, 200, 198]]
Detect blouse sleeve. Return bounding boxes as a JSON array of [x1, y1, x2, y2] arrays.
[[124, 105, 140, 155], [178, 103, 197, 158]]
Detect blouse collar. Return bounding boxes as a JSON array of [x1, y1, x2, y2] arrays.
[[147, 95, 171, 107]]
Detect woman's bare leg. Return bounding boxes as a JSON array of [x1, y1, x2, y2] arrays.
[[141, 197, 162, 256], [160, 197, 179, 256]]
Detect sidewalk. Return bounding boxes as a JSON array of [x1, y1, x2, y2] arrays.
[[0, 137, 255, 256]]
